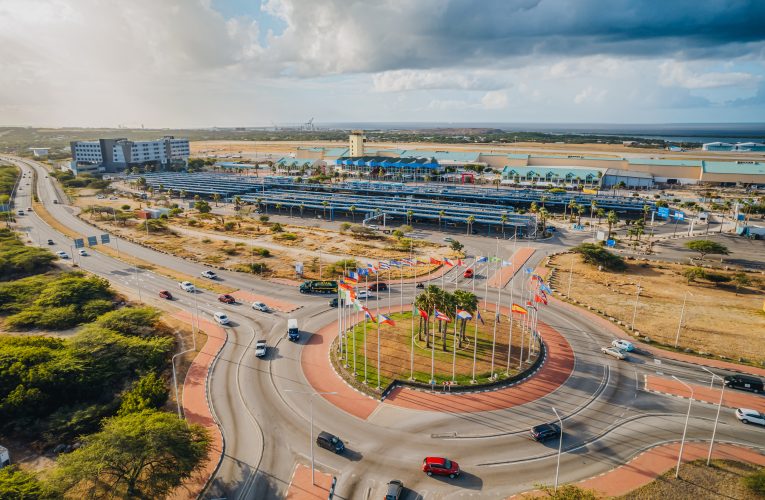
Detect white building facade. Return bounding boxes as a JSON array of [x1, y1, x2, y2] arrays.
[[70, 136, 190, 173]]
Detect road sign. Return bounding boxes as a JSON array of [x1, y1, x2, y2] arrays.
[[657, 207, 669, 218], [87, 236, 98, 246], [73, 238, 84, 249], [606, 239, 616, 247], [673, 211, 685, 220], [100, 234, 110, 244], [295, 262, 303, 275], [596, 230, 606, 241]]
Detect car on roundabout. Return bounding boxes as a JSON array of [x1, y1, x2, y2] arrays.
[[179, 281, 196, 292], [213, 312, 230, 325], [357, 290, 374, 299], [463, 268, 474, 278], [158, 290, 173, 300], [422, 456, 460, 478], [55, 250, 69, 259], [601, 346, 628, 360], [201, 270, 218, 280], [611, 339, 635, 352], [218, 294, 236, 304], [78, 249, 88, 256], [316, 431, 344, 454], [735, 408, 765, 426], [530, 423, 561, 442], [329, 297, 338, 308], [384, 480, 404, 500], [251, 301, 270, 312]]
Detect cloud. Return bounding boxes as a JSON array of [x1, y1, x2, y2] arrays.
[[659, 62, 760, 89], [372, 70, 507, 92], [573, 86, 607, 104], [481, 91, 508, 109]]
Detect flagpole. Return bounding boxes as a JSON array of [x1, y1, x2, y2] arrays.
[[400, 263, 404, 310], [471, 313, 478, 383], [387, 263, 391, 314], [376, 312, 381, 390], [452, 305, 458, 382], [490, 259, 503, 380], [430, 307, 436, 388], [507, 265, 515, 374], [364, 273, 369, 384], [483, 259, 492, 309], [410, 256, 416, 381], [518, 307, 525, 370], [352, 286, 357, 377]]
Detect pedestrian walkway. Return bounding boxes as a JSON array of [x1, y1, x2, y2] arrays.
[[230, 289, 301, 313], [169, 312, 227, 500], [645, 374, 765, 411], [285, 464, 335, 500], [487, 247, 535, 289]]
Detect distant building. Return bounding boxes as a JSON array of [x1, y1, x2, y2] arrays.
[[702, 141, 765, 152], [70, 136, 190, 174], [29, 147, 50, 158], [349, 130, 365, 157], [0, 445, 9, 468]]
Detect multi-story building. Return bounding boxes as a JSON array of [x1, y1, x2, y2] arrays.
[[69, 136, 190, 174]]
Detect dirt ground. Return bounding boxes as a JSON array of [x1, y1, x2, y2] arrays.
[[619, 460, 764, 500], [336, 310, 538, 389], [550, 253, 765, 362], [73, 191, 448, 281]]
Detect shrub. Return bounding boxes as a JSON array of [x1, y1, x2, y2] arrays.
[[271, 223, 284, 233], [187, 218, 198, 226], [95, 307, 160, 337], [683, 266, 707, 283], [118, 372, 168, 415], [743, 469, 765, 495], [349, 225, 374, 238], [252, 247, 271, 257], [248, 263, 269, 274], [572, 243, 626, 271], [259, 215, 270, 223], [339, 222, 352, 232], [0, 466, 43, 499], [224, 221, 236, 231], [274, 232, 297, 241]]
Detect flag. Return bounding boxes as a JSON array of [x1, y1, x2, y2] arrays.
[[456, 258, 464, 266], [416, 259, 428, 265], [378, 261, 391, 270], [344, 275, 358, 284], [490, 256, 501, 262], [524, 267, 534, 274], [401, 258, 414, 266], [378, 313, 395, 326], [418, 308, 429, 320], [338, 282, 353, 290], [367, 263, 378, 273], [501, 260, 512, 267], [389, 260, 402, 267], [362, 305, 376, 321], [352, 299, 363, 311], [434, 309, 451, 322], [456, 309, 472, 320], [534, 294, 548, 305], [511, 303, 528, 315], [443, 258, 454, 267], [540, 283, 553, 295], [476, 256, 488, 263], [476, 310, 485, 325], [429, 257, 442, 265], [357, 268, 368, 276], [348, 271, 359, 281]]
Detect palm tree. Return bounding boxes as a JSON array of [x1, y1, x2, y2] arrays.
[[538, 207, 549, 234], [590, 200, 597, 223], [275, 203, 282, 214], [179, 189, 187, 202], [606, 210, 618, 239], [349, 205, 356, 222], [567, 199, 576, 221], [500, 213, 508, 237], [642, 204, 650, 223], [438, 210, 445, 229], [453, 290, 478, 346], [575, 204, 584, 226], [415, 285, 442, 348], [234, 195, 242, 208], [441, 290, 457, 351], [194, 194, 201, 203], [299, 203, 305, 217], [407, 209, 414, 226], [529, 202, 538, 214], [466, 215, 476, 235], [322, 200, 329, 218], [540, 196, 548, 209], [212, 193, 221, 207], [596, 208, 605, 224]]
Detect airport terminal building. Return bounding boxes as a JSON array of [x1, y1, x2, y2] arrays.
[[70, 136, 190, 174]]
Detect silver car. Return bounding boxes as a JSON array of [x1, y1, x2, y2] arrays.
[[601, 346, 627, 360], [736, 408, 765, 426]]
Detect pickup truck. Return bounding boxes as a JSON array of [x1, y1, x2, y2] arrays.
[[255, 340, 267, 357]]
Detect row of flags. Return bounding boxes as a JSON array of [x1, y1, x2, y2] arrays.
[[338, 282, 396, 326], [342, 255, 518, 284]]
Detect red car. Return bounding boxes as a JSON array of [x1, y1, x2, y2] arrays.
[[159, 290, 173, 300], [218, 294, 236, 304], [463, 268, 474, 278], [422, 457, 460, 478]]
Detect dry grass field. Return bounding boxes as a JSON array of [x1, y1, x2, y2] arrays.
[[550, 253, 765, 362]]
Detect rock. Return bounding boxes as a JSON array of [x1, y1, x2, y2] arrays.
[[53, 444, 67, 454], [643, 337, 651, 343], [684, 348, 693, 353]]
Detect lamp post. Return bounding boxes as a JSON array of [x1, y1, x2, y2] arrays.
[[284, 390, 337, 485], [701, 367, 725, 466], [552, 407, 563, 492], [630, 282, 642, 331], [674, 291, 693, 348], [672, 376, 694, 479]]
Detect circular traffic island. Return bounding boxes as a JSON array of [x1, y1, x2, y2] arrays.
[[330, 306, 542, 397]]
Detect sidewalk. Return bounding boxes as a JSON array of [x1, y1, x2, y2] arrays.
[[487, 247, 535, 288], [169, 312, 228, 499], [645, 374, 765, 411], [230, 289, 301, 313], [285, 464, 335, 500]]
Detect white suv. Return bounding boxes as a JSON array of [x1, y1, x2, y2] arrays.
[[201, 270, 217, 279], [213, 312, 230, 325], [179, 281, 196, 292]]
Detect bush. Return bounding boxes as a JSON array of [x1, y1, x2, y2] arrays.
[[259, 215, 270, 223], [271, 222, 284, 233], [95, 307, 160, 337], [349, 225, 374, 238], [224, 221, 237, 231], [339, 222, 352, 232], [572, 243, 626, 271], [248, 263, 269, 274], [743, 469, 765, 495], [683, 266, 707, 283], [118, 372, 168, 415], [0, 229, 56, 280], [0, 466, 43, 499], [252, 247, 271, 257], [274, 232, 298, 241]]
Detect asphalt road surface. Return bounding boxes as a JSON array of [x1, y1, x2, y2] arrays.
[[4, 155, 764, 499]]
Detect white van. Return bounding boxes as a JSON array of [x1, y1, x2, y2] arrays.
[[287, 318, 299, 341]]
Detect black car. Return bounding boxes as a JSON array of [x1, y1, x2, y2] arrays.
[[47, 239, 54, 245], [530, 423, 561, 442], [316, 431, 344, 454], [385, 480, 404, 500], [724, 375, 763, 393], [329, 297, 338, 308], [369, 282, 388, 292]]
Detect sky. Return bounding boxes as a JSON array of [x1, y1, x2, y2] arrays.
[[1, 0, 765, 128]]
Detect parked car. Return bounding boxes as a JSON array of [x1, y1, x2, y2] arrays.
[[251, 301, 270, 312], [179, 281, 196, 292], [463, 268, 474, 278], [213, 312, 230, 325], [422, 456, 460, 478], [201, 270, 218, 279], [218, 294, 236, 304], [735, 408, 765, 426], [47, 239, 54, 245], [416, 282, 424, 289], [443, 237, 455, 243], [724, 375, 763, 393], [601, 346, 628, 360], [369, 282, 388, 292], [384, 480, 404, 500], [357, 290, 374, 299], [611, 339, 635, 352], [316, 431, 344, 454], [55, 250, 69, 259], [159, 290, 173, 300], [78, 249, 88, 256], [530, 423, 561, 442], [329, 297, 338, 308]]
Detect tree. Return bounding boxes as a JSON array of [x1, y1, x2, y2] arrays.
[[453, 289, 478, 346], [449, 240, 464, 253], [194, 200, 211, 214], [118, 372, 168, 415], [731, 272, 751, 295], [438, 210, 445, 229], [321, 200, 329, 218], [179, 190, 187, 201], [538, 207, 549, 234], [349, 205, 356, 222], [684, 240, 729, 260], [572, 243, 626, 271], [499, 213, 508, 237], [466, 215, 476, 235], [606, 210, 618, 239], [212, 193, 221, 207], [51, 410, 210, 500], [0, 466, 43, 499], [259, 215, 270, 224], [596, 208, 605, 224], [406, 210, 414, 226], [682, 266, 707, 284]]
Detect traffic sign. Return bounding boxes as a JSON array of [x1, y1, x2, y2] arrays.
[[100, 234, 110, 244], [673, 211, 685, 220], [73, 238, 84, 249], [657, 207, 669, 218], [606, 239, 616, 247], [87, 236, 98, 246]]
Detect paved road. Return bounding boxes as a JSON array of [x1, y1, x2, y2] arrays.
[[4, 156, 764, 499]]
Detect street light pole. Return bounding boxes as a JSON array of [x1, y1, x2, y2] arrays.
[[701, 367, 725, 466], [631, 282, 641, 331], [552, 407, 563, 492], [672, 376, 694, 479], [284, 390, 337, 485], [674, 291, 693, 348]]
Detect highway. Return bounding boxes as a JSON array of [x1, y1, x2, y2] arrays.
[[4, 155, 764, 499]]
